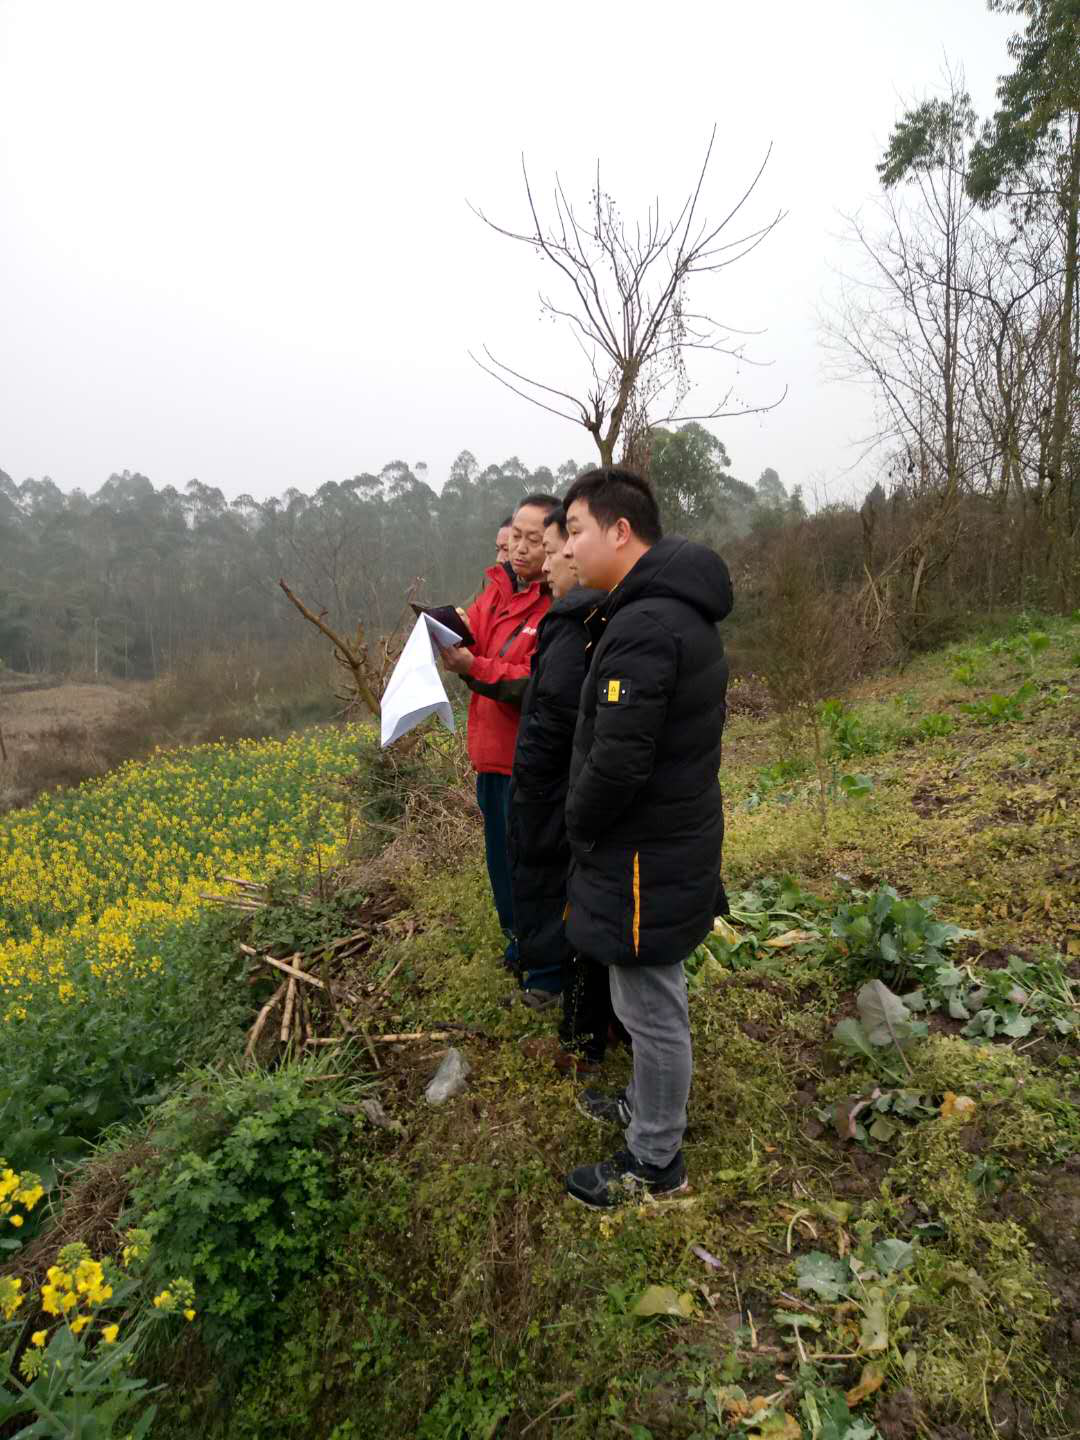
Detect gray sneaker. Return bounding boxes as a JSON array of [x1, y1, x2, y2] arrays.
[[576, 1088, 632, 1127]]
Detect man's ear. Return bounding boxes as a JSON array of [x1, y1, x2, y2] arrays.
[[611, 517, 632, 550]]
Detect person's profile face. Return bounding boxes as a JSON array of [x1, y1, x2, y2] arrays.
[[495, 526, 511, 565], [541, 525, 577, 598], [509, 504, 548, 582], [564, 499, 618, 590]]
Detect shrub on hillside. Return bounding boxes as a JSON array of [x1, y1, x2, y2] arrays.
[[130, 1064, 349, 1360]]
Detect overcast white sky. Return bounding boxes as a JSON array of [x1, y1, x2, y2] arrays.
[[0, 0, 1015, 505]]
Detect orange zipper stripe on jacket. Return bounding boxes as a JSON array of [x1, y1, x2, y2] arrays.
[[632, 851, 641, 955]]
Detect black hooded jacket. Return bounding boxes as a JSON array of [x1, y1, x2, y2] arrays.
[[564, 537, 733, 967], [508, 585, 606, 970]]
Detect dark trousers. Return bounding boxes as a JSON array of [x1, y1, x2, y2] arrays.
[[476, 772, 514, 934], [559, 953, 629, 1063], [479, 772, 563, 994]]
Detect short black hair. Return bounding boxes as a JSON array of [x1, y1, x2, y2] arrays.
[[562, 466, 662, 544], [543, 504, 568, 539], [514, 492, 559, 517], [498, 514, 513, 529]]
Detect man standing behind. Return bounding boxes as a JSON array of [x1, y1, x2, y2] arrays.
[[494, 516, 513, 569], [559, 467, 732, 1208], [509, 506, 612, 1042], [439, 495, 557, 982]]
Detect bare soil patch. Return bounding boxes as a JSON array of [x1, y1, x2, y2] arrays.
[[0, 682, 148, 810], [2, 682, 140, 738]]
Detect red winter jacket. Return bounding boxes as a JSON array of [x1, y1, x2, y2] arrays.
[[462, 565, 551, 776]]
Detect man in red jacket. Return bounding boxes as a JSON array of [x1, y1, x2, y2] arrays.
[[439, 495, 556, 994]]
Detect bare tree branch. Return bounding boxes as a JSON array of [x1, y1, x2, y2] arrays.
[[469, 132, 784, 465], [467, 349, 591, 427]]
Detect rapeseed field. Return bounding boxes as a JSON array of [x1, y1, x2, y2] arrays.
[[1, 727, 363, 1017], [0, 727, 365, 1177]]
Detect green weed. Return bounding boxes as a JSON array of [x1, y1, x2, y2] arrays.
[[131, 1057, 364, 1361], [962, 680, 1037, 725], [829, 885, 974, 989], [745, 756, 811, 809], [905, 951, 1078, 1041], [821, 699, 886, 759], [912, 711, 956, 739], [0, 908, 251, 1193]]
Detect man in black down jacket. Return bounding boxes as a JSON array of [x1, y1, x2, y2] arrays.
[[560, 466, 732, 1208], [509, 505, 620, 1060]]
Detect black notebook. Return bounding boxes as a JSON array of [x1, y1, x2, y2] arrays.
[[409, 603, 475, 648]]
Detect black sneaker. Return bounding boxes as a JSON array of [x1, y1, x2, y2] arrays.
[[497, 988, 559, 1012], [520, 989, 559, 1013], [565, 1148, 688, 1209], [576, 1088, 632, 1128]]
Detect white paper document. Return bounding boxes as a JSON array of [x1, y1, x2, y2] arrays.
[[379, 612, 462, 747]]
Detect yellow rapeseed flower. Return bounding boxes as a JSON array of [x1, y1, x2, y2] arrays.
[[70, 1315, 90, 1335], [31, 1329, 47, 1347], [74, 1259, 104, 1293], [101, 1323, 119, 1344], [0, 1276, 22, 1320], [57, 1243, 90, 1267]]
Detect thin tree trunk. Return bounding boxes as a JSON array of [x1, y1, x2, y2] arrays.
[[1050, 131, 1080, 602], [810, 712, 828, 836]]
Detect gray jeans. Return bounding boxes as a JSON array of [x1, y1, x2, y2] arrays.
[[608, 961, 691, 1168]]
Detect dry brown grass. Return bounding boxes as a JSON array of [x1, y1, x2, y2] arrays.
[[332, 728, 482, 873], [0, 681, 142, 738], [0, 641, 340, 812], [726, 672, 772, 719], [138, 640, 334, 744], [0, 684, 151, 810], [6, 1142, 155, 1290]]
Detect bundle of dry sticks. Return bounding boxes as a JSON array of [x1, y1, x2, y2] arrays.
[[201, 876, 466, 1067]]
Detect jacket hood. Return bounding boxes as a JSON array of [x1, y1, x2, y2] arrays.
[[549, 584, 606, 619], [606, 536, 733, 623]]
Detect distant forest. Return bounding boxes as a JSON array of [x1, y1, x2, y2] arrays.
[[0, 425, 800, 679], [5, 3, 1079, 683]]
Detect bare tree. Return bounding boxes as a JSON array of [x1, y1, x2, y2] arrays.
[[827, 67, 1078, 623], [278, 576, 423, 732], [469, 129, 786, 468], [968, 0, 1080, 603], [824, 83, 990, 636], [970, 216, 1067, 503]]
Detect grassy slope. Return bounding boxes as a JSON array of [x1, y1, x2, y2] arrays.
[[164, 618, 1080, 1440]]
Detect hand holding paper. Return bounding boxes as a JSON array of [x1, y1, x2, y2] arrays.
[[408, 603, 475, 647], [438, 641, 475, 675], [380, 612, 463, 748]]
